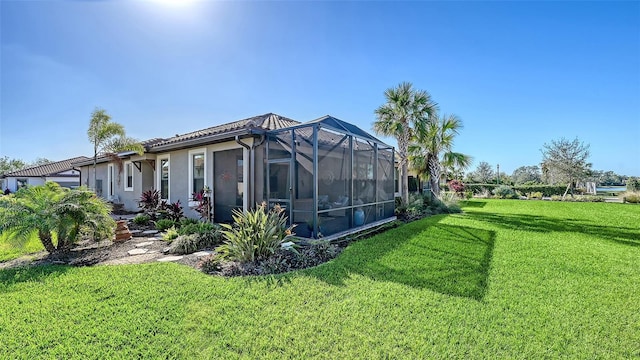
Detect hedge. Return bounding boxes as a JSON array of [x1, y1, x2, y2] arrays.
[[459, 184, 568, 197]]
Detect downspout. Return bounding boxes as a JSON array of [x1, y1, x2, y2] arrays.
[[73, 167, 83, 187], [236, 134, 266, 209]]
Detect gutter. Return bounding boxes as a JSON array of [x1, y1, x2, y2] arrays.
[[235, 131, 266, 209]]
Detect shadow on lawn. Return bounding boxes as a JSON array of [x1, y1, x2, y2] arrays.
[[465, 211, 640, 247], [306, 216, 495, 301], [0, 265, 69, 291]]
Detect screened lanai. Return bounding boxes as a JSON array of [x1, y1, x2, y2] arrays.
[[266, 116, 395, 239]]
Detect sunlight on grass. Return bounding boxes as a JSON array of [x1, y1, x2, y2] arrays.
[[0, 200, 639, 358]]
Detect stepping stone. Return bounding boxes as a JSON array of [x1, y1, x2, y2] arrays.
[[193, 251, 213, 257], [157, 255, 183, 262], [130, 230, 143, 237], [135, 241, 154, 248], [147, 237, 159, 241], [142, 230, 159, 236], [128, 248, 148, 256]]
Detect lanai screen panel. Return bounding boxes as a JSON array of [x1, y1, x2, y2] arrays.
[[316, 126, 353, 236]]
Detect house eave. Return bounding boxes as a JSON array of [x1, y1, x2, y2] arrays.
[[148, 128, 265, 153]]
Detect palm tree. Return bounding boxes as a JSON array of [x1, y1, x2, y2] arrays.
[[373, 82, 438, 204], [87, 108, 144, 190], [409, 113, 470, 197], [0, 182, 115, 254]]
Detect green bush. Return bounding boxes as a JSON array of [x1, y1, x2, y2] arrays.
[[168, 234, 200, 254], [493, 185, 518, 199], [464, 184, 500, 194], [179, 217, 199, 227], [513, 185, 567, 197], [177, 221, 218, 236], [0, 182, 114, 254], [627, 178, 640, 192], [550, 195, 604, 202], [217, 203, 295, 262], [527, 192, 543, 199], [132, 214, 150, 225], [155, 219, 175, 231], [163, 226, 179, 241], [623, 191, 640, 204]]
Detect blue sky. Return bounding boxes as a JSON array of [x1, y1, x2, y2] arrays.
[[1, 1, 639, 176]]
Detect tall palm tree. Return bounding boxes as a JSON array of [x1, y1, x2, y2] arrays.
[[409, 113, 470, 197], [87, 108, 144, 190], [373, 82, 438, 204]]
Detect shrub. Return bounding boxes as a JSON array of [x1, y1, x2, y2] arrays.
[[493, 185, 518, 199], [155, 219, 175, 231], [464, 190, 473, 200], [0, 182, 114, 254], [527, 192, 543, 199], [132, 214, 150, 225], [513, 184, 568, 197], [627, 178, 640, 192], [550, 195, 605, 202], [139, 189, 161, 219], [180, 217, 199, 227], [623, 191, 640, 204], [159, 200, 184, 222], [217, 203, 295, 262], [168, 234, 200, 254], [177, 221, 222, 250], [448, 180, 465, 197], [163, 226, 179, 241]]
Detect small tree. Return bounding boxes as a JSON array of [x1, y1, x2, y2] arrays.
[[0, 182, 115, 254], [87, 107, 144, 190], [470, 161, 495, 183], [541, 137, 591, 199]]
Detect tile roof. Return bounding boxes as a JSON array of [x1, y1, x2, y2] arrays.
[[150, 113, 300, 148], [1, 156, 90, 178]]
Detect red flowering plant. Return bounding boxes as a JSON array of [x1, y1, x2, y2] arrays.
[[448, 180, 465, 198]]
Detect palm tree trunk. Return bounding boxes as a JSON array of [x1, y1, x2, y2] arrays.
[[39, 230, 57, 253], [428, 155, 441, 197], [93, 144, 97, 191], [399, 126, 411, 204]]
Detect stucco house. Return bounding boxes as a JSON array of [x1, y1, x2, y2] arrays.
[[73, 113, 396, 238], [1, 156, 89, 193]]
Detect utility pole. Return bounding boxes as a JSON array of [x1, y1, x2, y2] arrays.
[[497, 164, 500, 185]]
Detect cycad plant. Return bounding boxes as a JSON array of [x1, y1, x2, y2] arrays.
[[217, 203, 295, 263], [0, 182, 115, 254]]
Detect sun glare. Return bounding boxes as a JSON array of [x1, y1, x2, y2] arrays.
[[151, 0, 195, 7]]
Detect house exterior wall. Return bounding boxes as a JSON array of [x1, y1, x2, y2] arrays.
[[4, 177, 45, 192], [154, 139, 253, 219], [81, 163, 109, 198]]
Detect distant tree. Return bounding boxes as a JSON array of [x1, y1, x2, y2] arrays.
[[627, 177, 639, 191], [470, 161, 495, 183], [31, 157, 53, 166], [374, 82, 438, 204], [0, 156, 27, 175], [541, 137, 591, 198], [0, 182, 115, 254], [87, 107, 144, 190], [409, 113, 471, 197], [512, 165, 542, 185]]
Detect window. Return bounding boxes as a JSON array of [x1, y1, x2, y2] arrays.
[[188, 149, 207, 200], [124, 161, 134, 191], [158, 156, 170, 200], [107, 164, 115, 198], [16, 178, 28, 189]]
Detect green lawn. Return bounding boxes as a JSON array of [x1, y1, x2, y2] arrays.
[[1, 200, 639, 359]]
